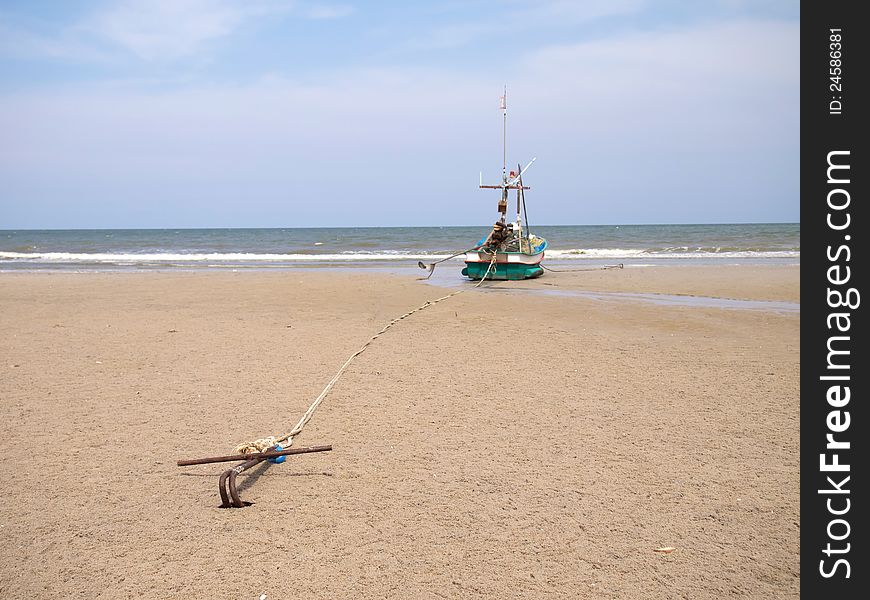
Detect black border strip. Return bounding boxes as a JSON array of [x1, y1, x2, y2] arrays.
[[801, 3, 867, 596]]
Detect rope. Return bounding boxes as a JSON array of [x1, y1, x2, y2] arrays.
[[417, 245, 482, 280], [235, 255, 499, 455], [540, 263, 624, 273]]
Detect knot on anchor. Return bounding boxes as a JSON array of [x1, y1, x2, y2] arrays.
[[234, 436, 281, 455], [267, 444, 286, 464]]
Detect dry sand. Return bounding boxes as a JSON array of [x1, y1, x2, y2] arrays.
[[0, 265, 799, 598]]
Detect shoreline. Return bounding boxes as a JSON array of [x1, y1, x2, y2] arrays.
[[0, 257, 801, 271], [1, 261, 801, 303]]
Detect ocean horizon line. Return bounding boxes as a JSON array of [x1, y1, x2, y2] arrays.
[[1, 221, 800, 232]]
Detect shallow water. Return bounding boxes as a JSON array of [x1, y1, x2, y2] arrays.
[[421, 265, 799, 314], [502, 287, 798, 314]]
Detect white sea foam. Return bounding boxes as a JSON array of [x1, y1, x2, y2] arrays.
[[0, 248, 800, 263], [0, 251, 455, 262]]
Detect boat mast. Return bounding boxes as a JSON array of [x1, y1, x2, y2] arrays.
[[516, 167, 523, 243], [502, 86, 507, 184], [480, 89, 532, 235], [500, 87, 508, 225], [502, 88, 523, 241]]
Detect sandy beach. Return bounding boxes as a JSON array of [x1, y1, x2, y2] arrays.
[[0, 265, 799, 598]]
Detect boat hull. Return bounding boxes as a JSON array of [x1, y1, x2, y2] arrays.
[[462, 247, 545, 280], [462, 261, 543, 280]]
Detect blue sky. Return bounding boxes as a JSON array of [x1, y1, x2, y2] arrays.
[[0, 0, 799, 228]]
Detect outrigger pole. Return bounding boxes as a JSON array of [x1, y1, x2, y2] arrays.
[[177, 444, 332, 467], [177, 444, 333, 507]]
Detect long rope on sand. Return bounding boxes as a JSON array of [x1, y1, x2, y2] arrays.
[[234, 255, 498, 455]]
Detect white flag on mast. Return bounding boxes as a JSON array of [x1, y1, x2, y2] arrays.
[[499, 95, 506, 110]]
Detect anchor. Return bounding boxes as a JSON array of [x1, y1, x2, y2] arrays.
[[177, 444, 333, 508]]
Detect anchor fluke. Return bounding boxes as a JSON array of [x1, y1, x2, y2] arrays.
[[418, 261, 436, 279]]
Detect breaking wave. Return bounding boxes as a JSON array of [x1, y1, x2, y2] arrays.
[[1, 247, 800, 265]]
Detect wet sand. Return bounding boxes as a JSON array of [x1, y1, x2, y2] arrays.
[[0, 266, 799, 598]]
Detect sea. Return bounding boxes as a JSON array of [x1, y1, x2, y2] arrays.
[[0, 223, 799, 271]]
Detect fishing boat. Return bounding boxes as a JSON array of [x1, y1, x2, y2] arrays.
[[462, 91, 548, 280]]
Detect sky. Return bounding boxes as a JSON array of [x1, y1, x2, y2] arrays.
[[0, 0, 800, 228]]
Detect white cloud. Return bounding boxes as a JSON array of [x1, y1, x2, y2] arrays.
[[418, 0, 646, 49], [0, 1, 354, 63], [0, 19, 112, 63], [82, 0, 290, 60], [306, 4, 354, 20], [527, 0, 647, 22]]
